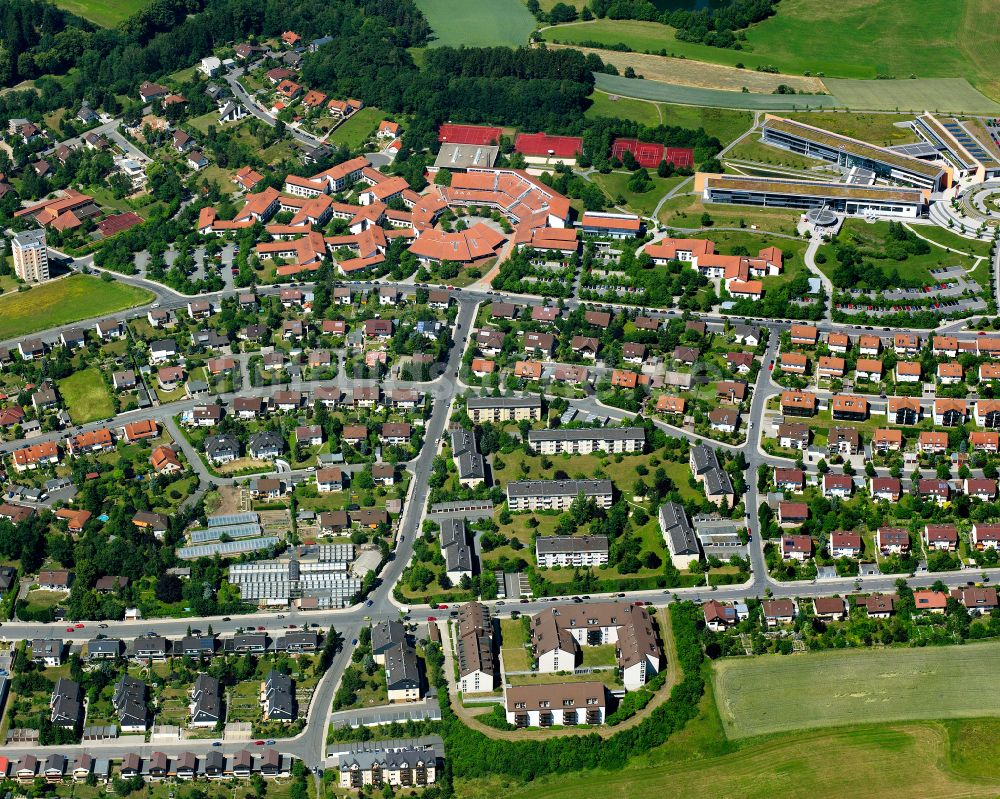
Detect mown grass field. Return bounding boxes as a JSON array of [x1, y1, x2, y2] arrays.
[[910, 224, 993, 257], [590, 172, 686, 216], [58, 368, 115, 424], [714, 642, 1000, 738], [326, 107, 384, 149], [53, 0, 147, 26], [0, 274, 152, 340], [416, 0, 536, 47]]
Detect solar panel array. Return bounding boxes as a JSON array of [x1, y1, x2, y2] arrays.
[[208, 512, 259, 528], [943, 119, 991, 163], [177, 536, 279, 560], [190, 523, 263, 543]]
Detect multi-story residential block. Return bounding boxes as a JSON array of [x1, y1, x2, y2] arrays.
[[526, 427, 644, 455], [507, 479, 613, 512], [535, 535, 609, 568]]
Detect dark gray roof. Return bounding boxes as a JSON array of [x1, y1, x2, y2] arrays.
[[527, 427, 644, 443], [371, 619, 406, 654], [467, 395, 541, 410], [659, 501, 699, 558], [506, 479, 612, 499], [535, 535, 609, 555], [384, 642, 420, 690]]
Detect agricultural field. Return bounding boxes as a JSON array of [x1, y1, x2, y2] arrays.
[[0, 275, 152, 340], [543, 0, 1000, 105], [594, 74, 837, 111], [713, 642, 1000, 738], [53, 0, 146, 27], [550, 44, 823, 95], [58, 368, 115, 424], [467, 717, 1000, 799], [416, 0, 536, 47]]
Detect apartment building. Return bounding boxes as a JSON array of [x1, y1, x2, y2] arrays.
[[466, 395, 541, 424], [535, 535, 609, 568]]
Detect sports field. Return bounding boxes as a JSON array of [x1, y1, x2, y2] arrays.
[[416, 0, 536, 47], [53, 0, 147, 27], [58, 368, 115, 424], [0, 274, 152, 340], [586, 92, 754, 144], [713, 642, 1000, 739]]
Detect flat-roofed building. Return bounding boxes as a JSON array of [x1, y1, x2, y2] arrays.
[[696, 173, 929, 219], [11, 229, 49, 283], [761, 115, 950, 191]]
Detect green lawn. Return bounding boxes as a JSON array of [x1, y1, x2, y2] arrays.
[[0, 274, 152, 340], [417, 0, 536, 47], [326, 107, 384, 149], [586, 91, 661, 127], [713, 641, 1000, 739], [817, 219, 979, 287], [908, 224, 993, 258], [52, 0, 146, 26], [783, 111, 919, 147], [590, 172, 686, 216], [660, 104, 754, 145], [58, 368, 115, 424]]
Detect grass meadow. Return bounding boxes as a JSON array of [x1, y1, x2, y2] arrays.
[[0, 274, 152, 340], [53, 0, 147, 26], [58, 368, 115, 423], [713, 642, 1000, 738], [416, 0, 536, 47]]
